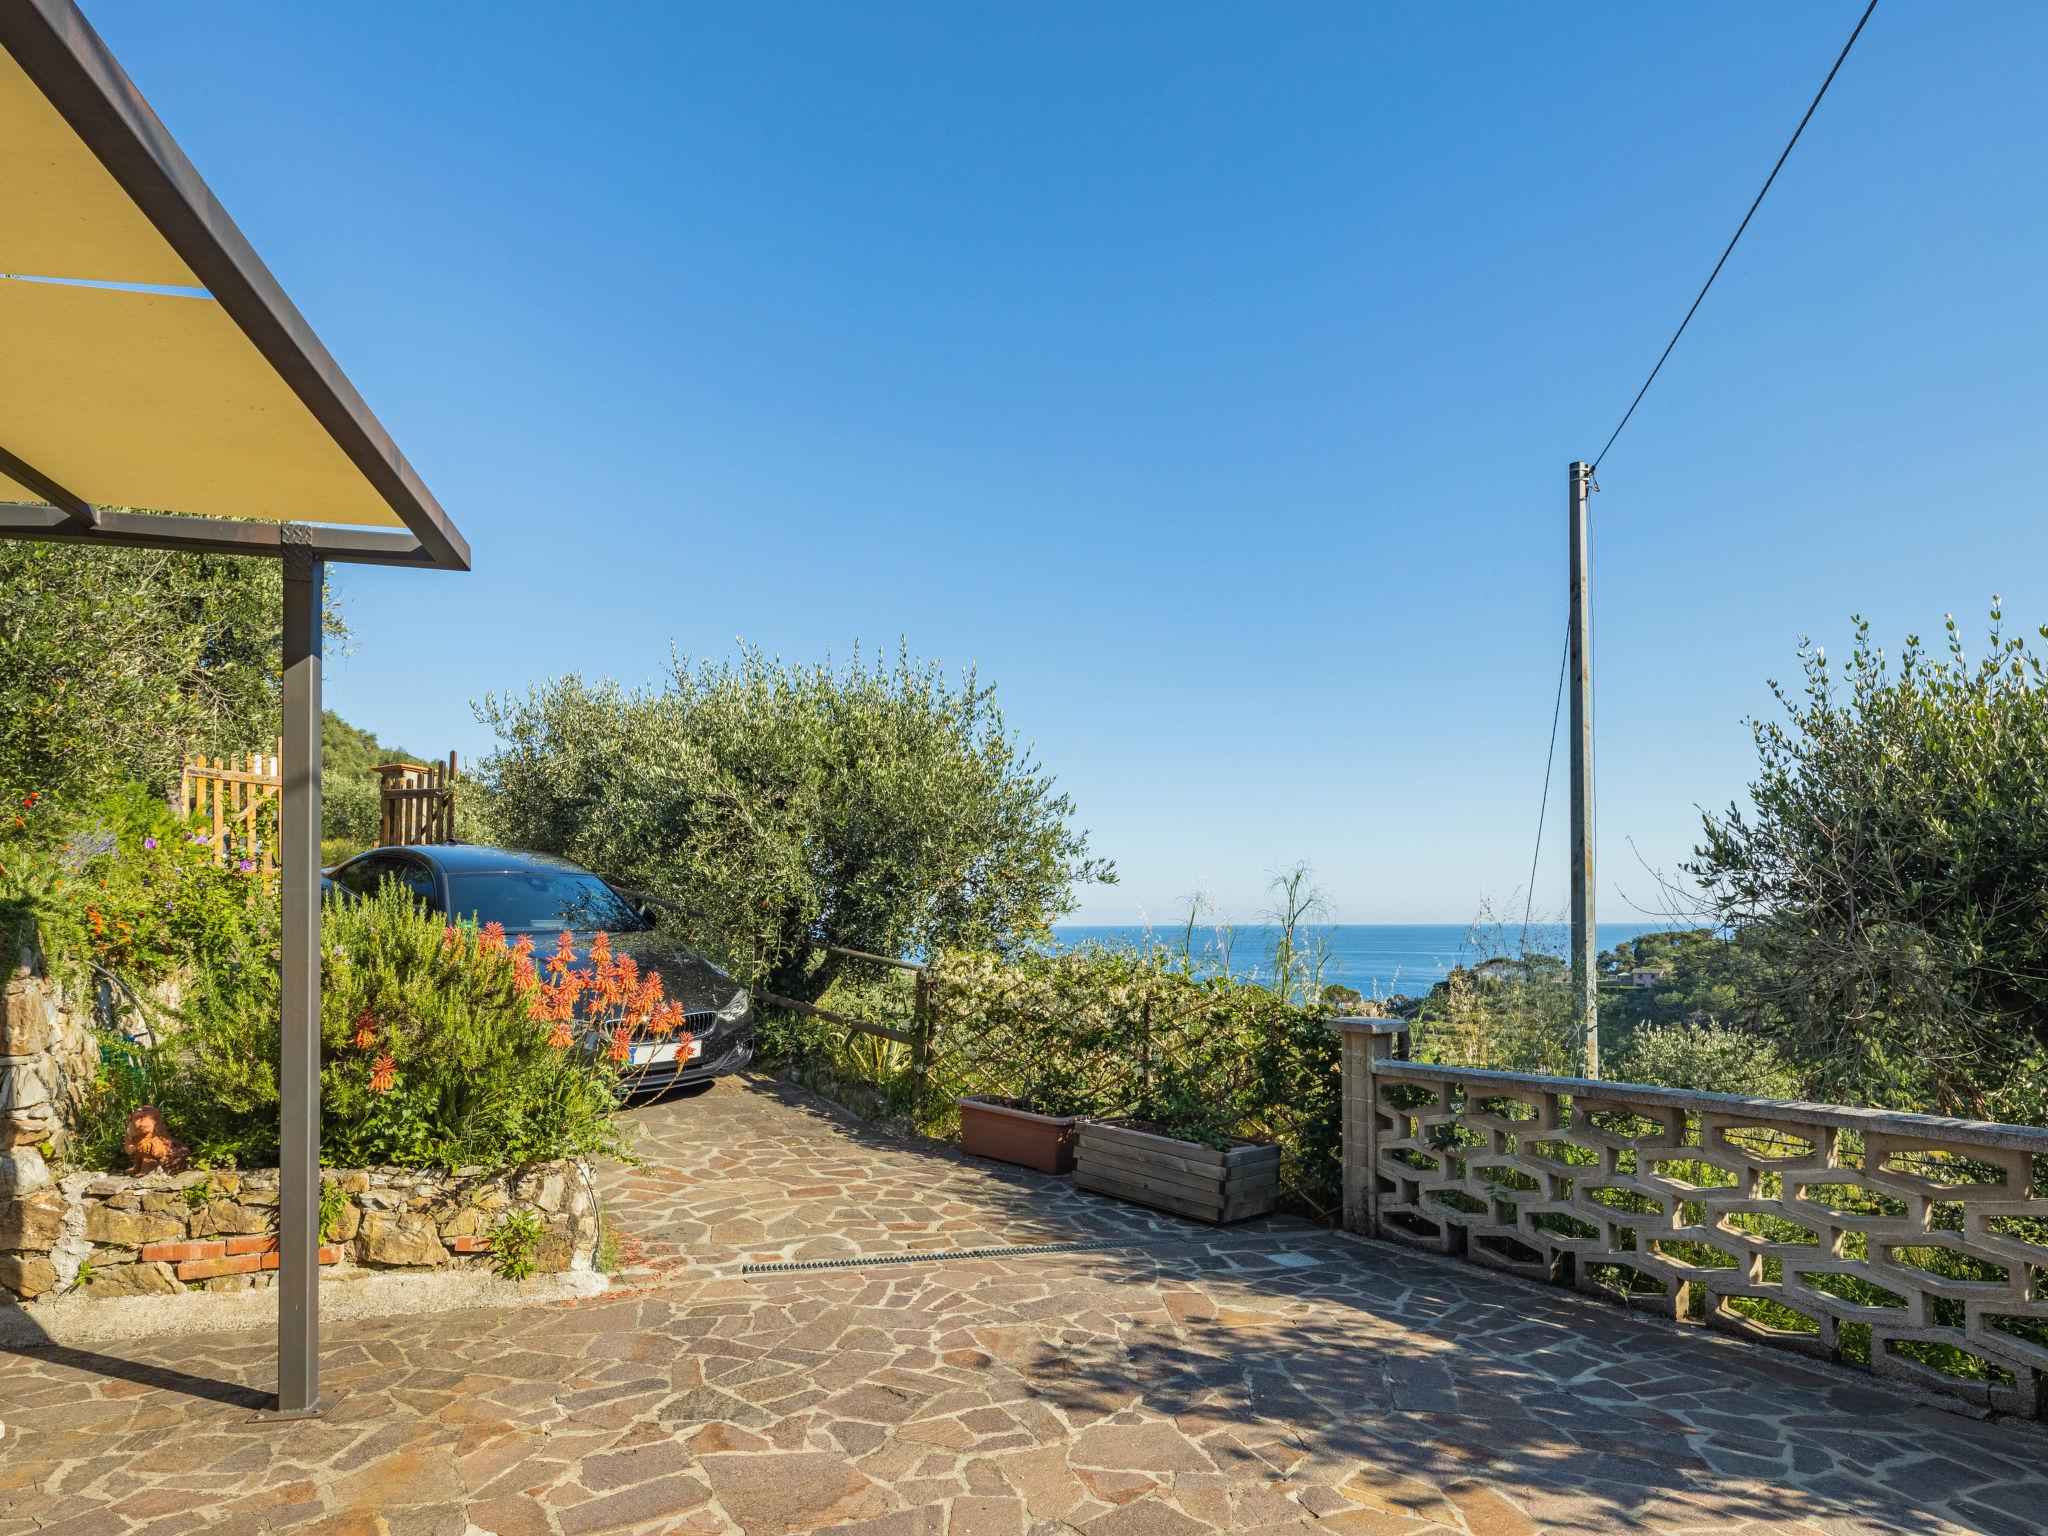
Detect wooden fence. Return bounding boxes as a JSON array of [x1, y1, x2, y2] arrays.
[[758, 945, 933, 1050], [180, 744, 282, 871], [375, 754, 459, 846]]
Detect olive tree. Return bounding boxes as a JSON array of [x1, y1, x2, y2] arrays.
[[0, 542, 344, 808], [1688, 605, 2048, 1123], [474, 646, 1114, 1001]]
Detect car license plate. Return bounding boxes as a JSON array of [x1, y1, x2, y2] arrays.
[[629, 1039, 704, 1066]]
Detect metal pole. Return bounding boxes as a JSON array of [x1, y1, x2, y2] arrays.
[[273, 528, 325, 1417], [1568, 462, 1598, 1076]]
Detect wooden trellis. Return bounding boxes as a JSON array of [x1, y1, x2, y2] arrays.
[[181, 743, 283, 871], [376, 753, 459, 846]]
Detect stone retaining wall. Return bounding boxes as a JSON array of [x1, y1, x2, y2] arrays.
[[7, 1159, 598, 1303], [1, 936, 100, 1301], [0, 938, 99, 1162]]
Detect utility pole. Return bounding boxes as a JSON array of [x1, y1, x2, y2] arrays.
[[1568, 462, 1598, 1076]]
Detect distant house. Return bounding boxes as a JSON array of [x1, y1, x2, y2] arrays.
[[1625, 967, 1669, 989]]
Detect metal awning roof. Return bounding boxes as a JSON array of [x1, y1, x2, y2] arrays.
[[0, 0, 468, 569], [1, 0, 475, 1418]]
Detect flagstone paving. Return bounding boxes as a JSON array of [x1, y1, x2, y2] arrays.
[[3, 1075, 2045, 1536]]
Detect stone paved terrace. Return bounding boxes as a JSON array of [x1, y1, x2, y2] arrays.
[[3, 1076, 2045, 1536]]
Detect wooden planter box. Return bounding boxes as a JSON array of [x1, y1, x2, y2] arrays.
[[1074, 1119, 1281, 1224], [958, 1097, 1079, 1174]]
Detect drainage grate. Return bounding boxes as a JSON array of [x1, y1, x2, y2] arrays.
[[741, 1234, 1311, 1276]]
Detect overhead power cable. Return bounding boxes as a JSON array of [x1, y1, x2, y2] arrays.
[[1520, 620, 1571, 951], [1591, 0, 1879, 471]]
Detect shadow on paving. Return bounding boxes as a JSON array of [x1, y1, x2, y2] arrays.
[[601, 1073, 2048, 1535], [0, 1335, 268, 1412], [933, 1236, 2048, 1536]]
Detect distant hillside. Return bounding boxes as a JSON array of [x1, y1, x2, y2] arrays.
[[321, 711, 420, 858], [323, 710, 417, 780]]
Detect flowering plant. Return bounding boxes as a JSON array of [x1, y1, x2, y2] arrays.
[[1, 782, 273, 993], [314, 888, 632, 1168], [503, 928, 692, 1089], [37, 799, 630, 1173]]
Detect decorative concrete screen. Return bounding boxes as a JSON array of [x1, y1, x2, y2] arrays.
[[1331, 1021, 2048, 1417]]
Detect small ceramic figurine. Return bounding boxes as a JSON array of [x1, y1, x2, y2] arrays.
[[123, 1106, 189, 1175]]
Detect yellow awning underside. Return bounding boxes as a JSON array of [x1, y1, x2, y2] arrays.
[[1, 43, 403, 528], [0, 44, 195, 286], [0, 280, 404, 527]]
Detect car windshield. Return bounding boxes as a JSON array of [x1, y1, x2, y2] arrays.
[[443, 869, 649, 934]]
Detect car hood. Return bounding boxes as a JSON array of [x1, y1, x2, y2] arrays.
[[512, 926, 744, 1016]]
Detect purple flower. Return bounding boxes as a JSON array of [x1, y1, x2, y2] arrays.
[[143, 837, 158, 851], [236, 859, 255, 873]]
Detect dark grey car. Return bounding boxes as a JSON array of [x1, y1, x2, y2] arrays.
[[324, 844, 753, 1093]]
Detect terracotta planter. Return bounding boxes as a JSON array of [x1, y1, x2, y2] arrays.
[[1074, 1119, 1280, 1224], [957, 1097, 1079, 1174]]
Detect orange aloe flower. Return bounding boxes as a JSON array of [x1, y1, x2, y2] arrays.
[[547, 930, 576, 975], [480, 921, 507, 952], [350, 1009, 378, 1050], [369, 1053, 396, 1093], [547, 1018, 574, 1049], [635, 969, 664, 1012], [607, 1024, 631, 1063]]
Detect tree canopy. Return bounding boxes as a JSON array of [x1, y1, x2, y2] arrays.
[[1689, 606, 2048, 1123], [0, 542, 345, 809], [474, 646, 1113, 1001]]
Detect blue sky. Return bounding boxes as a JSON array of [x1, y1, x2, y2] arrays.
[[92, 2, 2047, 923]]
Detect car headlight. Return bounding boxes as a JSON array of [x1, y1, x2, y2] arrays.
[[715, 988, 750, 1024]]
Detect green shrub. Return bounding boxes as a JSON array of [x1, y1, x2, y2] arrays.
[[1406, 957, 1585, 1077], [320, 886, 630, 1169], [321, 772, 382, 848], [318, 1179, 347, 1243], [74, 885, 628, 1172], [1690, 607, 2048, 1124], [925, 944, 1342, 1219], [489, 1208, 545, 1281], [0, 784, 276, 995], [1614, 1021, 1804, 1100]]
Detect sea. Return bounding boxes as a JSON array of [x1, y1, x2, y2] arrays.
[[1048, 921, 1672, 1001]]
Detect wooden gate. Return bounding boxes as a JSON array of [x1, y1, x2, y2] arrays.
[[181, 744, 282, 870], [376, 753, 459, 846]]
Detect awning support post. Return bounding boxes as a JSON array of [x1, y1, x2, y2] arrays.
[[273, 526, 325, 1417]]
